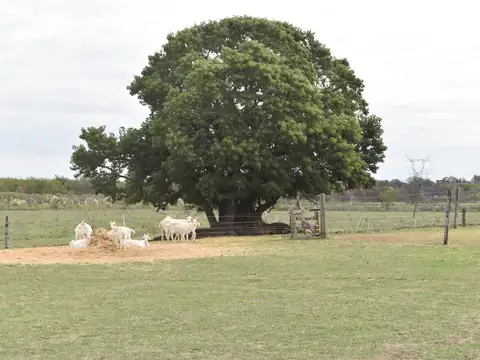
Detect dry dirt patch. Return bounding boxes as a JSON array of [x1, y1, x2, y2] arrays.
[[0, 242, 249, 265]]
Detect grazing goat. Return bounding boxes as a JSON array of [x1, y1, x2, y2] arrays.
[[167, 216, 195, 241], [158, 216, 173, 241], [159, 216, 193, 241], [69, 233, 90, 248], [168, 218, 200, 242], [109, 220, 135, 248], [75, 220, 93, 241], [124, 234, 151, 249]]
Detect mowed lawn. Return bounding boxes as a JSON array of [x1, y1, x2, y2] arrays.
[[2, 208, 480, 248], [0, 229, 480, 359]]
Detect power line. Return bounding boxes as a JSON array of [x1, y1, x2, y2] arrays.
[[406, 155, 430, 218], [406, 155, 430, 178]]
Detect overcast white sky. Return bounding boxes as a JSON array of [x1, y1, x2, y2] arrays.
[[1, 0, 478, 181]]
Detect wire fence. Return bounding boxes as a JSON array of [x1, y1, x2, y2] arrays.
[[1, 188, 480, 248], [281, 190, 480, 212], [273, 189, 480, 236], [0, 210, 289, 249]]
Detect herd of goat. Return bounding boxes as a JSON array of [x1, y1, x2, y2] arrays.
[[69, 215, 201, 249]]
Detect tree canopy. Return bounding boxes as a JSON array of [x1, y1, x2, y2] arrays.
[[70, 16, 387, 234]]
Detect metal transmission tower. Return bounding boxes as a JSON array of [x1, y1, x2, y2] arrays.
[[406, 156, 430, 218]]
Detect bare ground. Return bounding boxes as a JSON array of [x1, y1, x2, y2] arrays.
[[0, 241, 250, 265], [2, 228, 474, 265]]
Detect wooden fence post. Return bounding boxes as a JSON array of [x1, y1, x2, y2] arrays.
[[315, 210, 320, 235], [289, 210, 297, 239], [443, 189, 452, 245], [461, 208, 466, 227], [453, 187, 459, 228], [319, 193, 327, 239], [4, 216, 8, 249]]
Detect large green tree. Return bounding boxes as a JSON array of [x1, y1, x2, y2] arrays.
[[71, 16, 386, 235]]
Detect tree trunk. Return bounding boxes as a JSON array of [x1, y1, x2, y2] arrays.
[[217, 200, 236, 235], [196, 197, 281, 238], [233, 199, 262, 235], [203, 204, 217, 226]]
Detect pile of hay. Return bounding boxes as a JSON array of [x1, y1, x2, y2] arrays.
[[89, 228, 118, 251]]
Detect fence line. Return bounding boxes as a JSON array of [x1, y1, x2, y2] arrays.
[[4, 188, 480, 247], [289, 188, 480, 240], [288, 193, 449, 239]]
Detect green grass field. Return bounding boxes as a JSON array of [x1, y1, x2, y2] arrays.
[[1, 208, 479, 249], [0, 228, 479, 359]]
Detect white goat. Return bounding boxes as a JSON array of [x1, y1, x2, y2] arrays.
[[74, 220, 93, 240], [168, 218, 200, 242], [124, 234, 151, 249], [69, 233, 90, 248], [158, 216, 173, 241], [159, 216, 193, 241], [109, 220, 135, 248]]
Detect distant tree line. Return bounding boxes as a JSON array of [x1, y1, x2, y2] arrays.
[[1, 176, 480, 205], [0, 176, 94, 195], [332, 175, 480, 204]]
